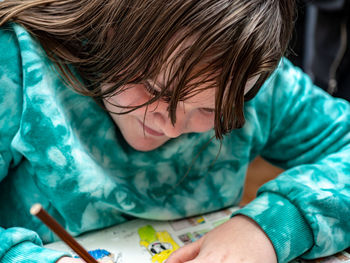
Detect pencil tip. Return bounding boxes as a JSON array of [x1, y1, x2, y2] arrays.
[[30, 203, 43, 215]]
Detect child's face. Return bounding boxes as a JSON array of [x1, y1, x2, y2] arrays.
[[102, 32, 259, 151], [102, 74, 258, 152]]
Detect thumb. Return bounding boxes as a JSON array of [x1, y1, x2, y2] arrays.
[[167, 239, 202, 263]]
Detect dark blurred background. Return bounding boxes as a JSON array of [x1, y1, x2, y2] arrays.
[[288, 0, 350, 101]]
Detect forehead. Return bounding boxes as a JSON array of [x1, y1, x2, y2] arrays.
[[155, 31, 218, 84], [185, 86, 216, 107], [145, 31, 259, 108]]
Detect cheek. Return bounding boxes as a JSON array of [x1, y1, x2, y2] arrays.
[[103, 84, 150, 113], [188, 112, 215, 132]]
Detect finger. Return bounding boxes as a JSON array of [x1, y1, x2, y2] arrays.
[[167, 240, 202, 263]]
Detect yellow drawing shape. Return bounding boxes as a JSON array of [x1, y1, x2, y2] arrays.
[[138, 225, 179, 263], [196, 217, 205, 224]]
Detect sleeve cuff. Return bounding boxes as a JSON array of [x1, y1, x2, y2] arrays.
[[1, 241, 70, 263], [232, 192, 314, 263]]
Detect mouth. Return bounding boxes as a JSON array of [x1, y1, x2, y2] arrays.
[[138, 120, 164, 137]]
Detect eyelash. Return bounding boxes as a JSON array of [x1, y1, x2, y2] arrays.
[[144, 83, 215, 114], [144, 82, 172, 103], [144, 83, 160, 96], [200, 108, 215, 114]]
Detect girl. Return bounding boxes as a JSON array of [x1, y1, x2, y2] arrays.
[[0, 0, 349, 263]]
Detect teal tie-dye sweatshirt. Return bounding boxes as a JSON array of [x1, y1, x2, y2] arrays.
[[0, 23, 349, 263]]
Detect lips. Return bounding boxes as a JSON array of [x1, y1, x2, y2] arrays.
[[138, 120, 164, 137]]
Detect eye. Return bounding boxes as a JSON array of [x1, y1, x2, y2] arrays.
[[144, 82, 160, 96], [144, 81, 172, 102], [199, 107, 215, 115]]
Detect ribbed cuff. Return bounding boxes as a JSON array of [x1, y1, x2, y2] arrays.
[[1, 241, 70, 263], [232, 192, 314, 263]]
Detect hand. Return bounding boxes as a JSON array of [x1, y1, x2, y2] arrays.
[[166, 215, 277, 263], [56, 257, 85, 263]]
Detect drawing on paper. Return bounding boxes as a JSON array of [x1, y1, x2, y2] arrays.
[[170, 216, 206, 231], [178, 229, 210, 245], [74, 248, 119, 263], [138, 225, 179, 263]]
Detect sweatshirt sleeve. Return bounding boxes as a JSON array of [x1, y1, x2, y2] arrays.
[[0, 227, 69, 263], [0, 25, 69, 263], [232, 59, 350, 262]]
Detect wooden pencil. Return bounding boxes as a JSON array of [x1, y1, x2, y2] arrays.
[[30, 203, 98, 263]]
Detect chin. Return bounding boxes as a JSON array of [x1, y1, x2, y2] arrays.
[[126, 137, 168, 152]]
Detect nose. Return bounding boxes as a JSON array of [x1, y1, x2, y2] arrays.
[[153, 105, 187, 138]]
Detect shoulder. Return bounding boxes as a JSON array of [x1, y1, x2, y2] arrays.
[[255, 57, 333, 107], [252, 57, 350, 128], [0, 23, 23, 105], [0, 23, 18, 45], [0, 23, 22, 81]]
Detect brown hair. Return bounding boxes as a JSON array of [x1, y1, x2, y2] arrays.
[[0, 0, 295, 139]]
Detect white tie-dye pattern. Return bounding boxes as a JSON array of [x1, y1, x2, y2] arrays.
[[314, 215, 341, 254], [133, 171, 150, 193], [115, 190, 136, 210], [47, 147, 67, 167], [80, 203, 100, 229]]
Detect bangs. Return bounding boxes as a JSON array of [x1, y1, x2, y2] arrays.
[[101, 0, 291, 139], [2, 0, 295, 138]]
